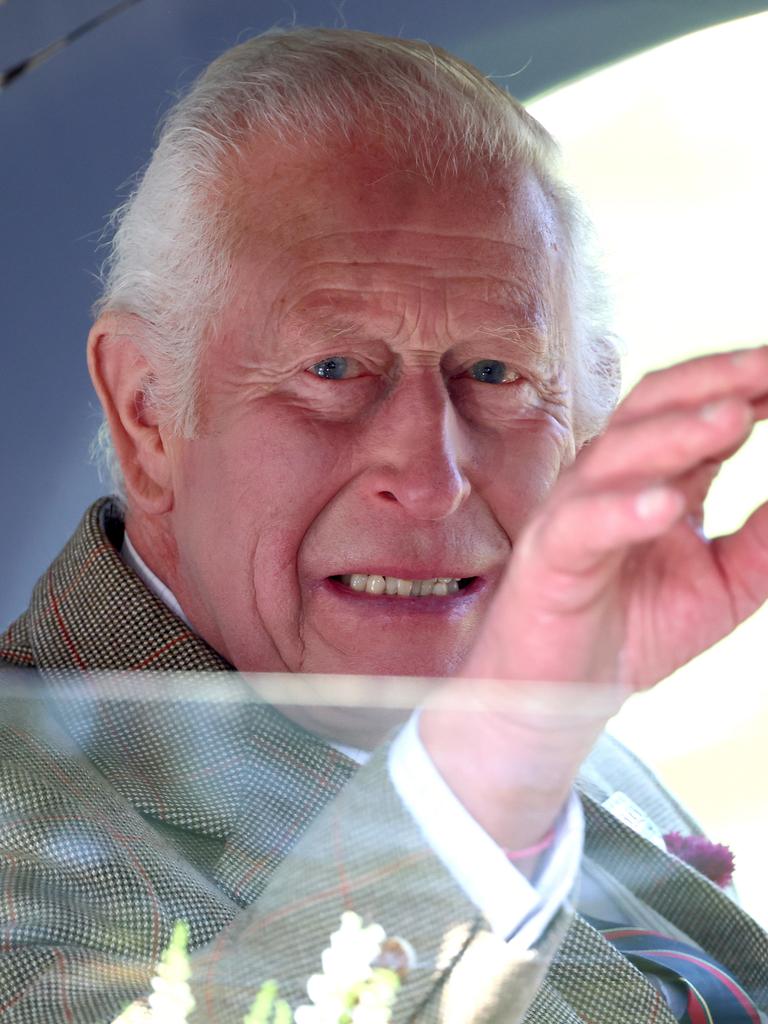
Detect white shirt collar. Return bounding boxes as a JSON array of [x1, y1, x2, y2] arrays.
[[121, 530, 192, 630]]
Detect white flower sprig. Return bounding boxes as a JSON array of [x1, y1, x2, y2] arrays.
[[294, 912, 409, 1024], [112, 922, 195, 1024], [111, 913, 411, 1024]]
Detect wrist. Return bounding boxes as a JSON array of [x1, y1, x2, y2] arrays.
[[418, 682, 603, 850]]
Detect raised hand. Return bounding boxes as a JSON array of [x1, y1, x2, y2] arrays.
[[420, 347, 768, 853], [463, 345, 768, 691]]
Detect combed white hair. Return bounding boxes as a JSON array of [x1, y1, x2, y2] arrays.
[[93, 26, 619, 496]]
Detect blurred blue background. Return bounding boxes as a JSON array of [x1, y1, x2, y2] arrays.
[[2, 0, 768, 627]]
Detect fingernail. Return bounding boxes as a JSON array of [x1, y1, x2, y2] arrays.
[[699, 398, 731, 422], [635, 485, 675, 520], [730, 346, 764, 366]]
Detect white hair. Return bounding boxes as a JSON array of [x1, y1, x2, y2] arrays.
[[93, 26, 619, 496]]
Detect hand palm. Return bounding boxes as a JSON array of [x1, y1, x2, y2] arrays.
[[623, 515, 740, 688]]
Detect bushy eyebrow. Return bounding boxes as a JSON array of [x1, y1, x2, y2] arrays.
[[282, 302, 549, 342], [285, 310, 372, 344], [274, 271, 559, 364]]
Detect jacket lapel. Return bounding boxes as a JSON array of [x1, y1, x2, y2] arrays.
[[528, 914, 678, 1024], [581, 792, 768, 1007], [212, 702, 356, 904]]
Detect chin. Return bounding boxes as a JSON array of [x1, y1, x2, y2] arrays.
[[300, 643, 467, 679], [247, 643, 465, 748]]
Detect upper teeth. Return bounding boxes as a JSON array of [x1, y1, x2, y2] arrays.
[[340, 574, 462, 597]]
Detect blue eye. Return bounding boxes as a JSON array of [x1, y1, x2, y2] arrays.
[[309, 356, 349, 380], [469, 359, 509, 384]]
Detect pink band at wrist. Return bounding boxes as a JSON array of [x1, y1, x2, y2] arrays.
[[503, 826, 556, 861]]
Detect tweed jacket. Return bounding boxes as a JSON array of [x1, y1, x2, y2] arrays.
[[0, 498, 766, 1024]]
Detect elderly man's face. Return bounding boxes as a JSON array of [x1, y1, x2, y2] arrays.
[[162, 142, 575, 682]]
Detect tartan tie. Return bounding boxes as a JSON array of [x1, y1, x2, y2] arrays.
[[588, 917, 761, 1023]]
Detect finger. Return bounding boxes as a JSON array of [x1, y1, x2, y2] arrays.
[[575, 396, 753, 487], [674, 459, 722, 530], [752, 394, 768, 422], [518, 482, 685, 602], [613, 346, 768, 425], [710, 501, 768, 624]]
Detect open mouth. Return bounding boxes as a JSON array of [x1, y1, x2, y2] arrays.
[[329, 573, 477, 597]]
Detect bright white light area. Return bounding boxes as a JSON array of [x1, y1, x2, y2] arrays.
[[529, 13, 768, 925]]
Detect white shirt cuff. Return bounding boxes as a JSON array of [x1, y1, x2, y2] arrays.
[[388, 712, 583, 950]]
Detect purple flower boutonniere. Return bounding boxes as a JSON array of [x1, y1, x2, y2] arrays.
[[663, 831, 735, 888]]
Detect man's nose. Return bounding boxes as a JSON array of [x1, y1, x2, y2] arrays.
[[362, 372, 471, 521]]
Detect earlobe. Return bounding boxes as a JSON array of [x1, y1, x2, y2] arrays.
[[87, 314, 174, 514]]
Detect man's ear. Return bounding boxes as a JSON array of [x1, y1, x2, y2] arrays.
[[87, 313, 174, 514]]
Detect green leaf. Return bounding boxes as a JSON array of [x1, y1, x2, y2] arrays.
[[273, 999, 293, 1024], [242, 979, 282, 1024]]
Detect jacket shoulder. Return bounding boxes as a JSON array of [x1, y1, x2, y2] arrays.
[[0, 609, 35, 668]]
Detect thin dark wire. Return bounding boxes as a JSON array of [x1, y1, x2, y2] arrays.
[[1, 0, 147, 90]]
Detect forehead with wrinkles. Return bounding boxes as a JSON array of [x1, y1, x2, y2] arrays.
[[217, 136, 566, 364]]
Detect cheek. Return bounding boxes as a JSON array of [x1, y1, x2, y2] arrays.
[[485, 421, 572, 532], [229, 412, 357, 508], [175, 408, 359, 555], [168, 411, 364, 669]]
